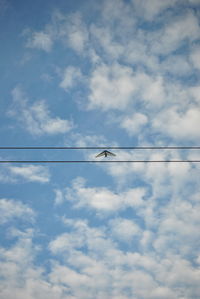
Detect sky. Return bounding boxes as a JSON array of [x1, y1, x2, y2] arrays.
[[0, 0, 200, 298]]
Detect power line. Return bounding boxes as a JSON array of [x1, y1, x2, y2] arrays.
[[0, 146, 200, 150], [0, 160, 200, 163]]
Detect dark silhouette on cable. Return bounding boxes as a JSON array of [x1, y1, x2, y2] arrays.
[[95, 150, 116, 158]]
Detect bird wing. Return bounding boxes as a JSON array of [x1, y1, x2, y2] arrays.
[[106, 150, 116, 156], [95, 151, 106, 158]]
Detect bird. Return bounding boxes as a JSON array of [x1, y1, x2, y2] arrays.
[[95, 150, 116, 158]]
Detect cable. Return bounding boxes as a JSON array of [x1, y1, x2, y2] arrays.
[[0, 160, 200, 163], [0, 147, 200, 150]]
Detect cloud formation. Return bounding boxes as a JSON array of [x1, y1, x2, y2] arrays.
[[60, 66, 82, 91], [9, 87, 73, 136], [65, 177, 146, 214], [9, 165, 50, 183], [26, 31, 53, 52], [0, 198, 35, 224], [23, 1, 200, 143], [0, 163, 50, 183], [1, 0, 200, 298]]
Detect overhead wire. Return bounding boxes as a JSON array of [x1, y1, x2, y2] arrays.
[[0, 146, 200, 150], [0, 146, 199, 163], [0, 160, 200, 163]]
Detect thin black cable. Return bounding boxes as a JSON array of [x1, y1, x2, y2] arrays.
[[0, 146, 200, 150], [0, 160, 200, 163]]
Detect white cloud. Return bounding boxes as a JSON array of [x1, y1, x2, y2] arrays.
[[25, 11, 89, 54], [88, 63, 137, 110], [88, 62, 167, 111], [151, 12, 200, 55], [101, 0, 135, 26], [9, 165, 50, 183], [66, 177, 122, 212], [160, 54, 192, 76], [68, 30, 87, 53], [0, 198, 35, 224], [67, 14, 89, 53], [190, 46, 200, 70], [26, 31, 53, 52], [49, 232, 84, 254], [153, 194, 200, 255], [90, 0, 136, 61], [64, 177, 146, 214], [131, 0, 177, 21], [49, 263, 91, 291], [59, 66, 82, 91], [90, 25, 124, 60], [10, 87, 73, 135], [123, 39, 159, 72], [1, 205, 200, 299], [120, 112, 148, 135], [21, 2, 200, 148], [54, 11, 89, 53], [96, 149, 199, 205], [0, 229, 67, 299], [109, 218, 141, 242], [49, 218, 115, 258], [139, 74, 166, 106], [153, 107, 200, 140], [48, 211, 200, 298], [0, 162, 50, 184]]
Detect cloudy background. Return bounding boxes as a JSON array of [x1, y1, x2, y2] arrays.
[[0, 0, 200, 298]]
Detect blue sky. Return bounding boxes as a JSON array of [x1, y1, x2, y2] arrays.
[[0, 0, 200, 298]]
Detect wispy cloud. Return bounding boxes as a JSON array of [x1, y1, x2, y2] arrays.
[[26, 31, 53, 52], [9, 165, 50, 183], [54, 189, 64, 205], [149, 12, 200, 55], [0, 163, 50, 183], [9, 87, 73, 136], [25, 11, 89, 54], [0, 198, 35, 224], [131, 0, 178, 21], [59, 66, 82, 91], [120, 112, 148, 136], [64, 12, 89, 53]]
